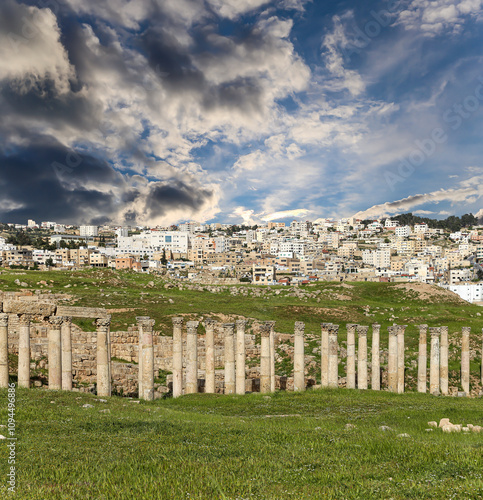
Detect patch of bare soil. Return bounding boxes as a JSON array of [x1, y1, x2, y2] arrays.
[[393, 282, 466, 304]]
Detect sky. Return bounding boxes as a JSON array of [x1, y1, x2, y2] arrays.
[[0, 0, 483, 226]]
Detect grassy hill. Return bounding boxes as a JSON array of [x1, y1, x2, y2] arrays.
[[0, 388, 482, 499]]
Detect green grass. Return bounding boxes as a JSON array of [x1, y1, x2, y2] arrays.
[[0, 388, 482, 499]]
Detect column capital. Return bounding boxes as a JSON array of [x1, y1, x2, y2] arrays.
[[260, 323, 270, 338], [346, 323, 358, 332], [294, 321, 305, 335], [223, 322, 235, 335], [429, 327, 440, 338], [321, 322, 332, 329], [0, 313, 8, 327], [235, 319, 247, 328], [462, 326, 471, 334], [171, 317, 184, 326], [372, 323, 381, 331], [397, 325, 407, 334], [137, 316, 155, 330], [186, 320, 199, 332], [264, 321, 275, 331], [61, 316, 72, 325], [417, 324, 428, 331], [328, 324, 339, 335], [440, 326, 448, 334], [203, 318, 216, 328], [357, 325, 369, 336], [96, 316, 111, 329], [49, 316, 63, 327], [388, 326, 398, 337]]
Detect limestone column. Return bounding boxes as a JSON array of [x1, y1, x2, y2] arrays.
[[137, 318, 144, 398], [0, 314, 9, 388], [172, 317, 184, 398], [48, 316, 63, 390], [327, 324, 339, 389], [461, 326, 470, 395], [429, 327, 440, 396], [260, 324, 271, 393], [371, 324, 381, 390], [235, 319, 247, 395], [357, 325, 368, 390], [321, 323, 331, 388], [18, 315, 31, 389], [481, 328, 483, 390], [138, 317, 155, 400], [266, 321, 276, 392], [387, 326, 398, 393], [397, 325, 406, 394], [185, 321, 199, 394], [440, 326, 449, 396], [417, 325, 428, 393], [204, 319, 216, 394], [293, 322, 305, 392], [96, 316, 111, 397], [61, 316, 72, 391], [223, 323, 236, 394], [346, 324, 357, 389]]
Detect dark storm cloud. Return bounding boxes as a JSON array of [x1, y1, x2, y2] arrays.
[[146, 181, 216, 218], [0, 139, 121, 224]]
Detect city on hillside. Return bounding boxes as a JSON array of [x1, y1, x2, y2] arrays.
[[1, 213, 483, 305]]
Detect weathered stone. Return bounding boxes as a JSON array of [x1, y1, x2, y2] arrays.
[[4, 300, 56, 317], [56, 306, 108, 318]]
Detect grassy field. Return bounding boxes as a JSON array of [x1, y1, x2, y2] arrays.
[[0, 387, 482, 499]]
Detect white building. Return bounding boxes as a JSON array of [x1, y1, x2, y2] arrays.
[[79, 225, 99, 237], [362, 249, 391, 269], [445, 283, 483, 303], [395, 226, 411, 238], [413, 223, 428, 234], [27, 219, 36, 227]]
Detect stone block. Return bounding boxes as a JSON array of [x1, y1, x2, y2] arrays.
[[3, 299, 56, 316]]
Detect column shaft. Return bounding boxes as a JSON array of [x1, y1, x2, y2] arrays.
[[328, 325, 339, 389], [235, 320, 246, 395], [357, 326, 368, 390], [439, 326, 449, 396], [429, 327, 440, 396], [461, 327, 470, 395], [18, 315, 31, 388], [204, 319, 216, 394], [223, 323, 236, 394], [267, 321, 276, 392], [61, 317, 72, 391], [397, 325, 406, 393], [293, 322, 305, 392], [0, 314, 9, 388], [346, 324, 357, 389], [185, 321, 199, 394], [172, 318, 184, 398], [137, 317, 155, 400], [48, 317, 63, 390], [387, 327, 398, 393], [371, 324, 381, 390], [321, 323, 330, 388], [96, 317, 111, 397], [260, 325, 271, 393], [417, 325, 428, 393]]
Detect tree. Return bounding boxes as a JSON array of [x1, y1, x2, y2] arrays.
[[160, 249, 167, 265], [45, 258, 54, 267]]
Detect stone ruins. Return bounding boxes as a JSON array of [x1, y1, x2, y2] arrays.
[[1, 292, 482, 399]]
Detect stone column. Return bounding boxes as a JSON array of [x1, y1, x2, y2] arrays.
[[61, 317, 72, 391], [18, 315, 31, 389], [371, 324, 381, 391], [321, 323, 331, 388], [481, 328, 483, 390], [266, 321, 276, 392], [48, 316, 63, 390], [0, 314, 9, 388], [293, 322, 305, 392], [260, 324, 271, 393], [172, 317, 184, 398], [357, 326, 368, 390], [387, 326, 398, 393], [429, 327, 440, 396], [204, 319, 216, 394], [185, 321, 199, 394], [235, 319, 247, 395], [439, 326, 449, 396], [137, 318, 144, 398], [397, 325, 406, 394], [223, 323, 235, 395], [346, 324, 358, 390], [417, 325, 428, 393], [138, 317, 155, 400], [96, 316, 111, 397], [461, 326, 470, 395], [328, 324, 339, 389]]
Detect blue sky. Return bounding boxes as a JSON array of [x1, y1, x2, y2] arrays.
[[0, 0, 482, 225]]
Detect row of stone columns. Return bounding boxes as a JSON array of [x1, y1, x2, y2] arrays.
[[0, 314, 111, 397]]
